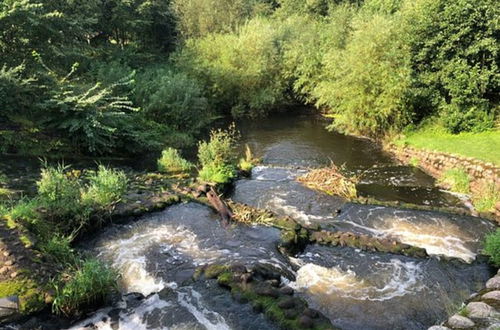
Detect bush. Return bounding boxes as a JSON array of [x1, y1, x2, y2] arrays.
[[157, 148, 193, 174], [83, 165, 127, 208], [198, 126, 239, 183], [484, 229, 500, 266], [52, 258, 117, 316], [438, 168, 470, 194], [314, 13, 412, 137]]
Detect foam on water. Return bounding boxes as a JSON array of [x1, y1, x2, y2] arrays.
[[96, 224, 223, 296], [177, 288, 231, 330], [291, 259, 424, 301]]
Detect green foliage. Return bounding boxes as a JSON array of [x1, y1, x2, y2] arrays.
[[52, 258, 117, 316], [157, 148, 193, 175], [438, 169, 470, 194], [83, 165, 128, 207], [315, 13, 412, 137], [484, 229, 500, 266], [403, 0, 499, 133], [172, 0, 269, 38], [198, 126, 239, 183], [239, 145, 256, 172], [133, 65, 212, 147], [0, 279, 46, 315], [175, 17, 290, 117], [39, 234, 77, 266]]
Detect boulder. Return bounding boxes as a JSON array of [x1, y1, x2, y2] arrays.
[[482, 290, 500, 302], [465, 301, 493, 318], [0, 296, 19, 321], [447, 314, 474, 328], [428, 326, 451, 330], [486, 276, 500, 289]]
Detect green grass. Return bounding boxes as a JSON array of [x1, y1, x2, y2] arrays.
[[473, 182, 499, 213], [157, 147, 193, 175], [395, 125, 500, 165], [83, 165, 128, 207], [0, 279, 46, 314], [438, 168, 471, 194], [484, 229, 500, 266], [52, 258, 117, 316]]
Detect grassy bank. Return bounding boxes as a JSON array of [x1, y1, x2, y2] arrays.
[[394, 126, 500, 166]]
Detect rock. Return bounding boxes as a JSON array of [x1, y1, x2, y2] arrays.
[[447, 315, 475, 328], [486, 276, 500, 289], [252, 302, 263, 313], [9, 272, 18, 279], [265, 279, 279, 288], [298, 315, 314, 328], [284, 309, 298, 319], [0, 296, 19, 320], [465, 302, 494, 318], [254, 287, 279, 298], [303, 308, 319, 319], [0, 266, 8, 275], [428, 326, 450, 330], [4, 260, 14, 266], [279, 286, 294, 296], [3, 251, 11, 257], [277, 298, 295, 309], [482, 290, 500, 301]]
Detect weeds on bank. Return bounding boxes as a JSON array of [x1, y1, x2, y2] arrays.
[[198, 125, 239, 184], [473, 182, 499, 213], [297, 164, 358, 199], [4, 163, 124, 317], [484, 229, 500, 266], [239, 144, 257, 172], [52, 258, 118, 316], [438, 168, 471, 194], [157, 147, 193, 175]]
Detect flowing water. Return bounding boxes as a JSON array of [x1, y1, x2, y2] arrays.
[[7, 114, 496, 330]]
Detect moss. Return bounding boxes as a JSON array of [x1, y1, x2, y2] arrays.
[[205, 264, 229, 279], [19, 234, 35, 248], [216, 271, 233, 287], [0, 279, 46, 314]]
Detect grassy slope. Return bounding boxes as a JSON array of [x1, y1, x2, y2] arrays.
[[394, 127, 500, 166]]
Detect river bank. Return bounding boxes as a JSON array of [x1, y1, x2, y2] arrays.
[[1, 115, 499, 329]]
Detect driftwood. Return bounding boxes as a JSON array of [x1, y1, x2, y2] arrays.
[[206, 187, 233, 223]]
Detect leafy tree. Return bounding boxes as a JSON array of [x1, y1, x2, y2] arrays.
[[403, 0, 499, 132]]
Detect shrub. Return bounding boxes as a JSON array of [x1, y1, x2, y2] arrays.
[[37, 164, 81, 205], [473, 182, 499, 213], [39, 234, 76, 266], [52, 258, 117, 316], [157, 148, 193, 175], [198, 126, 239, 183], [438, 168, 470, 194], [484, 229, 500, 266], [133, 66, 212, 148], [83, 165, 127, 208]]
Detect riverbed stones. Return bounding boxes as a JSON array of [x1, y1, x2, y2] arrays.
[[486, 276, 500, 289], [298, 315, 314, 328], [277, 297, 295, 309], [465, 301, 494, 318], [447, 314, 475, 328], [428, 326, 450, 330], [279, 286, 294, 296], [482, 290, 500, 302], [303, 308, 319, 319]]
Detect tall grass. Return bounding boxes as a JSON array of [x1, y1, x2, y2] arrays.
[[83, 165, 127, 208], [473, 182, 499, 213], [157, 147, 193, 175], [484, 229, 500, 266], [52, 258, 118, 316], [438, 168, 470, 194]]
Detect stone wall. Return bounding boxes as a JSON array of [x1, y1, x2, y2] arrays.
[[387, 144, 500, 219]]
